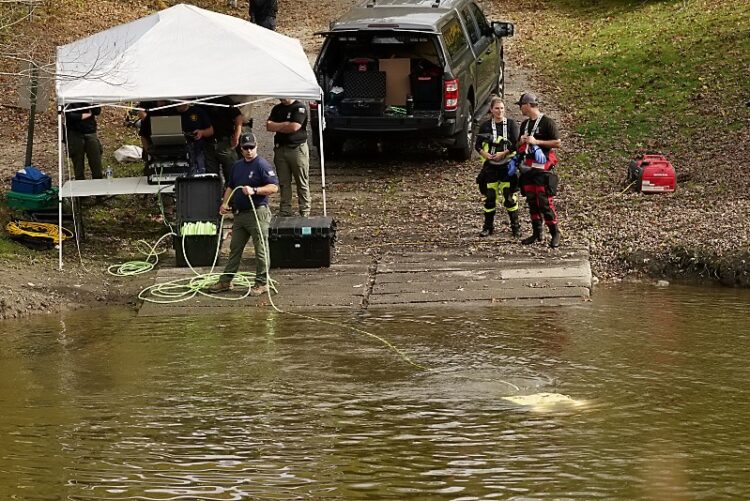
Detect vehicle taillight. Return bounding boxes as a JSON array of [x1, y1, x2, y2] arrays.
[[310, 101, 319, 110], [444, 79, 459, 111]]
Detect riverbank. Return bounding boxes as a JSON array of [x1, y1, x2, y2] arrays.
[[497, 0, 750, 286], [1, 0, 748, 320]]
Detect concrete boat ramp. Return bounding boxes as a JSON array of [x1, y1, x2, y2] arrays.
[[138, 249, 592, 317]]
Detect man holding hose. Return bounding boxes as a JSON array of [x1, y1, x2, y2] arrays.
[[209, 133, 279, 295]]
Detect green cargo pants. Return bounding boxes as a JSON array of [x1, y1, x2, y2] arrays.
[[218, 206, 271, 286], [274, 142, 310, 217], [67, 130, 103, 180], [215, 137, 239, 185]]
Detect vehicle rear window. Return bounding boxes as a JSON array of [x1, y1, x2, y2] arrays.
[[441, 17, 469, 61]]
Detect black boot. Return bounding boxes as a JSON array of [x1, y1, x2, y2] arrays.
[[548, 224, 561, 248], [521, 220, 543, 245], [479, 212, 494, 237], [509, 211, 520, 238]]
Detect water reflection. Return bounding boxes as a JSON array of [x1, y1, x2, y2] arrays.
[[1, 284, 749, 499]]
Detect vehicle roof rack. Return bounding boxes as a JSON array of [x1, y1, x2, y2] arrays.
[[365, 0, 442, 8]]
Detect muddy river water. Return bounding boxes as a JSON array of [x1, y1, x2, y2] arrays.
[[1, 283, 749, 499]]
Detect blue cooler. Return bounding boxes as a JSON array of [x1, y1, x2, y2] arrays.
[[12, 166, 52, 194]]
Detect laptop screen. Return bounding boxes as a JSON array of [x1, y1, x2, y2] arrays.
[[150, 115, 186, 145]]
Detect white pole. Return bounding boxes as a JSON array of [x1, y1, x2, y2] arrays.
[[317, 91, 327, 216], [57, 105, 63, 270]]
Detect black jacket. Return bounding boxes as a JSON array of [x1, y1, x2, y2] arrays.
[[65, 104, 101, 134]]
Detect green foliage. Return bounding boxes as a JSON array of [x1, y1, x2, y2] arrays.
[[524, 0, 750, 152], [0, 234, 38, 259]]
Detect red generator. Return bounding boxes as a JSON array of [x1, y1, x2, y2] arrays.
[[628, 154, 676, 194]]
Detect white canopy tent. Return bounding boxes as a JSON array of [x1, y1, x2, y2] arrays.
[[55, 3, 327, 269]]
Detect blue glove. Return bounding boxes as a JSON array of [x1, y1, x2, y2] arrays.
[[530, 145, 547, 165], [507, 155, 518, 177]]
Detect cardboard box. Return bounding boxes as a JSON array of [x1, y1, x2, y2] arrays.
[[379, 58, 411, 106]]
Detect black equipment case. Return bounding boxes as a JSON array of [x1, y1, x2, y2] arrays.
[[145, 143, 191, 185], [340, 98, 386, 117], [340, 70, 387, 117], [146, 159, 190, 185], [173, 174, 223, 267], [268, 216, 336, 268]]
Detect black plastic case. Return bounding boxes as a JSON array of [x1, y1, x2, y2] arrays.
[[410, 74, 442, 110], [268, 216, 336, 268], [340, 98, 386, 117], [173, 174, 223, 267], [343, 70, 387, 98]]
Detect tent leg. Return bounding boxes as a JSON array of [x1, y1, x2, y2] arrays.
[[317, 92, 327, 217], [58, 106, 63, 271]]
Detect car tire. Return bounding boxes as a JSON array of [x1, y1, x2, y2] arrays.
[[449, 100, 475, 162], [320, 134, 344, 159], [494, 62, 505, 97]]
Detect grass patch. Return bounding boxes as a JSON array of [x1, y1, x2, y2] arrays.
[[521, 0, 750, 157], [0, 234, 34, 259]]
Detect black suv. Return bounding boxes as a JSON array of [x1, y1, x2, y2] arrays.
[[311, 0, 513, 160]]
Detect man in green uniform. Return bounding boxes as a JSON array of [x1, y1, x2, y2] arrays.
[[65, 103, 103, 180], [266, 98, 310, 217]]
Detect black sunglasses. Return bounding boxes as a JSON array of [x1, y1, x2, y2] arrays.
[[241, 145, 256, 150]]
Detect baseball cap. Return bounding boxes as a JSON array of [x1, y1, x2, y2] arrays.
[[240, 133, 257, 148], [515, 93, 539, 105]]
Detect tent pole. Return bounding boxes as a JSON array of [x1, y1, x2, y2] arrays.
[[57, 105, 63, 270], [317, 91, 327, 216]]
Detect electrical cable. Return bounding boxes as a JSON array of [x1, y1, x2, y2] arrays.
[[107, 232, 174, 276], [107, 155, 184, 277], [585, 179, 639, 203], [5, 220, 73, 244]]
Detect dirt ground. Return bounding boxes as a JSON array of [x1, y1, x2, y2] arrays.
[[1, 0, 748, 321]]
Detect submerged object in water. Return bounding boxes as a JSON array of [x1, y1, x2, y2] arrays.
[[503, 392, 587, 412]]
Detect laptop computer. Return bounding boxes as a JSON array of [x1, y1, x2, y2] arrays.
[[150, 115, 186, 146]]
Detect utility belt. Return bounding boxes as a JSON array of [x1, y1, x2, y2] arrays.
[[274, 142, 306, 149], [235, 204, 268, 214]]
